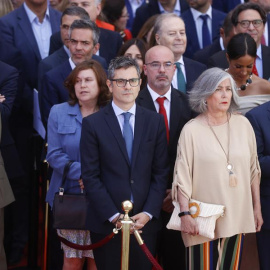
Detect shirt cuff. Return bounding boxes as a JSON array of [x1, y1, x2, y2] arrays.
[[143, 211, 152, 220], [109, 213, 120, 222]]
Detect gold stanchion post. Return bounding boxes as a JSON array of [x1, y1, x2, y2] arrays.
[[121, 200, 133, 270]]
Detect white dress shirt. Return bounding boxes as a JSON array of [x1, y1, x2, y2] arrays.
[[172, 56, 186, 89], [190, 6, 213, 49], [147, 85, 171, 127], [24, 2, 52, 59]]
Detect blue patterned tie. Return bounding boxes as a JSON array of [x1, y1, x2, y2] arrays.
[[122, 112, 133, 162], [200, 14, 211, 48], [175, 62, 186, 93]]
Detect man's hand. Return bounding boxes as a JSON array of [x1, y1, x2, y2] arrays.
[[0, 94, 5, 103], [78, 179, 84, 189], [162, 189, 174, 213], [131, 212, 150, 231]]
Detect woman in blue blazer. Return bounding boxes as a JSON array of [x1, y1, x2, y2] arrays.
[[246, 101, 270, 270], [46, 60, 111, 270]]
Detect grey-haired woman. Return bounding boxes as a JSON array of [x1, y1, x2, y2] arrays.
[[172, 67, 263, 269]]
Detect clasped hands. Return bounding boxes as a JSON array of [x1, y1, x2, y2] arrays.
[[112, 212, 150, 233]]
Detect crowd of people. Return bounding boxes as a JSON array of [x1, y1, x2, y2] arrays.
[[0, 0, 269, 269]]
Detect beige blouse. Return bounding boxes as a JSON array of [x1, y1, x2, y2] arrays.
[[172, 114, 260, 247], [237, 94, 270, 115]]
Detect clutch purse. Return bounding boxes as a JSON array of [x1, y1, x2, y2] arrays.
[[167, 199, 225, 239], [53, 161, 89, 230]]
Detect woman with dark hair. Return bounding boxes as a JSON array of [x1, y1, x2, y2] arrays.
[[117, 38, 147, 88], [225, 33, 270, 114], [46, 60, 111, 270], [102, 0, 132, 42]]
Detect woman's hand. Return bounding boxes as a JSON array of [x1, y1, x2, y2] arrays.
[[181, 215, 199, 236], [254, 206, 263, 232], [78, 179, 84, 189]]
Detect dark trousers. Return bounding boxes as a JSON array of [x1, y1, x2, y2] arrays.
[[91, 231, 157, 270], [157, 211, 186, 270], [257, 229, 270, 270]]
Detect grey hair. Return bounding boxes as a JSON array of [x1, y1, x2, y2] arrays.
[[69, 19, 100, 45], [108, 56, 141, 80], [154, 13, 185, 36], [61, 6, 90, 23], [189, 68, 239, 113]]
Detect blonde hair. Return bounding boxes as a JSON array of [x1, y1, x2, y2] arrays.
[[0, 0, 13, 17]]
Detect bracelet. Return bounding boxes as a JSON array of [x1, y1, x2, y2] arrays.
[[178, 211, 191, 217]]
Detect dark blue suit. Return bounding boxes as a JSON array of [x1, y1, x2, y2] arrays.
[[131, 0, 189, 37], [136, 87, 193, 269], [181, 8, 226, 59], [183, 57, 207, 92], [193, 38, 222, 65], [246, 102, 270, 270], [212, 0, 241, 13], [0, 5, 61, 112], [80, 103, 169, 270]]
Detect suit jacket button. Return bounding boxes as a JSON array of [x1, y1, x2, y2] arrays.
[[130, 179, 134, 184]]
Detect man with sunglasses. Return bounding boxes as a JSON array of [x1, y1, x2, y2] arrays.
[[80, 56, 169, 270], [209, 2, 270, 80]]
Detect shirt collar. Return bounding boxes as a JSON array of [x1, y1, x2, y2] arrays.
[[190, 5, 212, 20], [64, 45, 71, 57], [112, 101, 136, 117], [147, 84, 172, 103], [257, 44, 262, 59], [24, 2, 50, 23], [69, 57, 76, 70], [175, 56, 184, 65], [158, 0, 181, 14]]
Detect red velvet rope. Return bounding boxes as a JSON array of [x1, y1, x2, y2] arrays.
[[140, 243, 163, 270], [58, 231, 117, 251]]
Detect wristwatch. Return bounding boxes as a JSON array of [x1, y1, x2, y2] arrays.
[[178, 211, 191, 217]]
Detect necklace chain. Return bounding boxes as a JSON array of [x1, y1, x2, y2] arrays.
[[205, 113, 233, 171]]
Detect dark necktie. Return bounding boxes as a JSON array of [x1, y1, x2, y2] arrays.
[[252, 57, 259, 76], [200, 14, 211, 48], [156, 97, 169, 142], [122, 112, 133, 162], [175, 62, 186, 93]]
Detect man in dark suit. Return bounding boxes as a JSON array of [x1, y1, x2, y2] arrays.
[[136, 45, 193, 270], [40, 19, 102, 128], [193, 10, 234, 65], [155, 13, 207, 93], [0, 0, 61, 264], [0, 62, 25, 266], [181, 0, 226, 59], [209, 3, 270, 80], [131, 0, 189, 37], [246, 101, 270, 270], [49, 0, 123, 64], [38, 6, 107, 93], [80, 56, 169, 270]]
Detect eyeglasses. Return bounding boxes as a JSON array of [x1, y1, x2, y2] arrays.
[[145, 61, 174, 70], [110, 78, 140, 87], [237, 19, 264, 28]]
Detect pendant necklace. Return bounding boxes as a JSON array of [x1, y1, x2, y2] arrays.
[[205, 113, 237, 187]]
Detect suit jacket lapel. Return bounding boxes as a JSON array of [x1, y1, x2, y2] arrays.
[[267, 102, 270, 122], [17, 6, 41, 60], [136, 87, 156, 111], [104, 104, 130, 165], [131, 106, 144, 169], [49, 7, 60, 33]]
